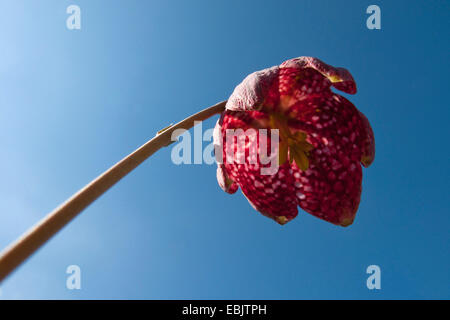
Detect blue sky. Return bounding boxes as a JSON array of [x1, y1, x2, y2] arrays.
[[0, 0, 449, 299]]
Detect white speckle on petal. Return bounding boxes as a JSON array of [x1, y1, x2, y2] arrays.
[[254, 180, 264, 188], [296, 192, 306, 199]]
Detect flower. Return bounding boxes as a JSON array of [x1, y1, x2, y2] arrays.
[[213, 57, 375, 226]]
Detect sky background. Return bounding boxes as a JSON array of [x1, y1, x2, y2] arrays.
[[0, 0, 449, 299]]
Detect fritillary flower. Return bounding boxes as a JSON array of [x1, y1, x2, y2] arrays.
[[214, 57, 375, 226]]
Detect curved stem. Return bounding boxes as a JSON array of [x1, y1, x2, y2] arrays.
[[0, 100, 227, 283]]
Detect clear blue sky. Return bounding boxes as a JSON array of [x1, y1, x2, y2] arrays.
[[0, 0, 449, 299]]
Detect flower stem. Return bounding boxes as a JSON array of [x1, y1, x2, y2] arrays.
[[0, 100, 226, 283]]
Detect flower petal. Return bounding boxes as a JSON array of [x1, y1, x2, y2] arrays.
[[214, 117, 238, 193], [292, 159, 362, 227], [358, 111, 375, 167], [286, 94, 370, 226], [216, 164, 238, 194], [280, 57, 357, 94], [218, 111, 298, 224], [236, 163, 299, 225], [225, 66, 279, 111]]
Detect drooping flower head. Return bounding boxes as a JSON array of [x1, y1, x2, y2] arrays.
[[214, 57, 375, 226]]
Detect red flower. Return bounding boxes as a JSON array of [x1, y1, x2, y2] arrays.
[[214, 57, 375, 226]]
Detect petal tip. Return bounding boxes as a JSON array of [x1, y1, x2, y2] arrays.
[[361, 155, 374, 168], [216, 165, 238, 194], [281, 56, 357, 94], [275, 215, 289, 225], [339, 217, 355, 227]]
